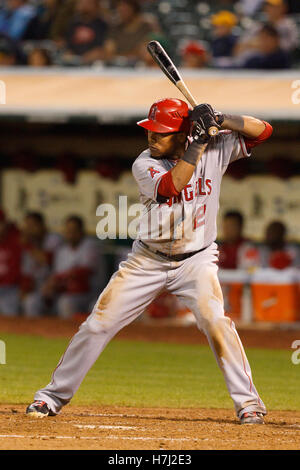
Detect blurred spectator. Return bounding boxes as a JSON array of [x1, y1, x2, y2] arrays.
[[263, 0, 298, 52], [50, 0, 77, 41], [43, 0, 77, 44], [238, 0, 264, 16], [23, 0, 63, 40], [0, 0, 36, 40], [234, 0, 298, 63], [258, 221, 299, 269], [104, 0, 157, 66], [27, 47, 52, 66], [210, 0, 238, 13], [0, 34, 17, 64], [138, 32, 169, 68], [23, 0, 77, 43], [0, 209, 21, 316], [146, 290, 192, 324], [210, 10, 239, 67], [219, 211, 247, 269], [218, 211, 258, 269], [180, 40, 209, 69], [21, 212, 62, 317], [241, 23, 291, 69], [62, 0, 108, 65], [42, 215, 103, 318]]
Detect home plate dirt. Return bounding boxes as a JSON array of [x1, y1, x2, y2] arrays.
[[0, 405, 299, 450]]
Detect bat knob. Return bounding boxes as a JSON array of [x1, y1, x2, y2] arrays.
[[208, 126, 219, 137]]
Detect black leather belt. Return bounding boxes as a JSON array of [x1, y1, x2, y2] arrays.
[[139, 241, 207, 262]]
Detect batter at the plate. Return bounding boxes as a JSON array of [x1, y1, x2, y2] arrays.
[[26, 98, 273, 424]]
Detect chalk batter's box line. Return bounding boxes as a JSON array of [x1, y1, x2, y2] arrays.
[[0, 434, 202, 442]]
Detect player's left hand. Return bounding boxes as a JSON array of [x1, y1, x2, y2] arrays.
[[191, 122, 211, 144], [189, 104, 220, 136]]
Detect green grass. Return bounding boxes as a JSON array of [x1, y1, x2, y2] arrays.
[[0, 333, 299, 410]]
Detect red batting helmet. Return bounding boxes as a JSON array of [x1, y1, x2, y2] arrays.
[[137, 98, 190, 133]]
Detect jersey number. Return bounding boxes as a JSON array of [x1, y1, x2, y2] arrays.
[[193, 204, 206, 230]]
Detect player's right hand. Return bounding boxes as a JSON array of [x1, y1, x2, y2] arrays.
[[189, 104, 220, 136]]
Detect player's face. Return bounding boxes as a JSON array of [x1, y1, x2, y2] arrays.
[[117, 1, 136, 23], [147, 131, 186, 158], [23, 217, 44, 240], [64, 221, 83, 246], [222, 217, 242, 242], [265, 222, 285, 246]]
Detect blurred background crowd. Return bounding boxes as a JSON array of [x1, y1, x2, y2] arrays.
[[0, 206, 298, 318], [0, 209, 107, 317], [0, 0, 299, 69], [0, 0, 299, 323]]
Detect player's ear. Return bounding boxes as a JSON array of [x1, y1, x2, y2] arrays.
[[177, 132, 188, 144]]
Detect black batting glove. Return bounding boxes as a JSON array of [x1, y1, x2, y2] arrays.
[[214, 110, 225, 126], [189, 103, 215, 121], [189, 104, 220, 136], [192, 122, 211, 144]]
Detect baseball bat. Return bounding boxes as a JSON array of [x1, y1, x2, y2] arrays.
[[147, 40, 219, 137]]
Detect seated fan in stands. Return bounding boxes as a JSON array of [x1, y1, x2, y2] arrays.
[[258, 221, 299, 269]]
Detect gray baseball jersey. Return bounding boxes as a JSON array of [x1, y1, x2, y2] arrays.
[[132, 131, 249, 255]]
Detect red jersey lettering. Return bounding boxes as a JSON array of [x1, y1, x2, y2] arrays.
[[206, 179, 212, 195], [148, 167, 160, 179]]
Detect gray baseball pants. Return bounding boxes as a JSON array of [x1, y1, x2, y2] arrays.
[[35, 240, 266, 418]]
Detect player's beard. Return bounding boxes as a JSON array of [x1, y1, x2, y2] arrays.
[[149, 146, 163, 158], [149, 142, 186, 160]]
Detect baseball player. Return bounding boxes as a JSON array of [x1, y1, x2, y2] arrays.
[[26, 98, 273, 424]]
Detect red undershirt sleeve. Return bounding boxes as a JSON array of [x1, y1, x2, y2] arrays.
[[157, 170, 181, 198], [243, 121, 273, 151]]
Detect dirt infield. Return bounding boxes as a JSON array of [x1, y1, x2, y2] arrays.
[[0, 316, 299, 450], [0, 316, 299, 349], [0, 405, 299, 450]]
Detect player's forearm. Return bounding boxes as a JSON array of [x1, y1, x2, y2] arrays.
[[157, 142, 207, 198], [220, 115, 266, 139], [170, 159, 196, 192], [171, 142, 207, 192]]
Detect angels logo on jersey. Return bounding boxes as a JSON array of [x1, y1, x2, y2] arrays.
[[163, 177, 212, 207], [148, 167, 160, 178]]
